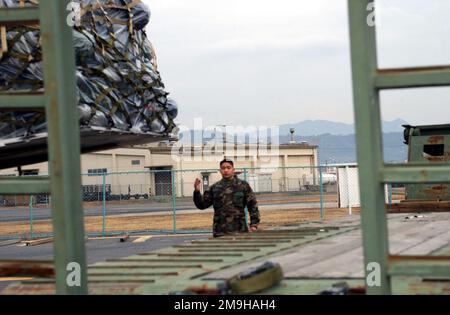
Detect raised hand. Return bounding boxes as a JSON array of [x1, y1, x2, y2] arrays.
[[194, 178, 202, 192]]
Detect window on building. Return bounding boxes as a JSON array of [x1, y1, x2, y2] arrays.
[[131, 160, 141, 166], [423, 144, 444, 157], [87, 168, 107, 176]]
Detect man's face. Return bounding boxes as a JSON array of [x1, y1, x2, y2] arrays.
[[220, 162, 235, 179]]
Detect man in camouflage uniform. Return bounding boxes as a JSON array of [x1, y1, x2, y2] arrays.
[[193, 158, 260, 237]]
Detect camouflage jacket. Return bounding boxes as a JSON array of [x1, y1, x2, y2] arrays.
[[193, 176, 260, 237]]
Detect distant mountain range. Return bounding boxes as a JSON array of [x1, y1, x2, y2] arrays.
[[279, 132, 407, 164], [279, 119, 409, 136], [177, 119, 409, 164], [279, 119, 409, 163]]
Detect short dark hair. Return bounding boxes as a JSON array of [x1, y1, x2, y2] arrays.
[[220, 158, 234, 167]]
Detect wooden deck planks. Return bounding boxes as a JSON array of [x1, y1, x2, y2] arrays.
[[205, 213, 450, 279]]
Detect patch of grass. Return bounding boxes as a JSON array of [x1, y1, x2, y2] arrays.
[[0, 207, 360, 236]]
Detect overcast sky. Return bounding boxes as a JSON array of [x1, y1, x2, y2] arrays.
[[144, 0, 450, 130]]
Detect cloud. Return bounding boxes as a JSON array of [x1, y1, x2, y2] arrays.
[[143, 0, 450, 129], [376, 0, 450, 67]]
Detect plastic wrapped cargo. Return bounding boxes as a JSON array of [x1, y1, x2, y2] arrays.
[[0, 0, 178, 140]]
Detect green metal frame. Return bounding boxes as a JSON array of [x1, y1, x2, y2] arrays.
[[348, 0, 450, 294], [0, 1, 87, 294]]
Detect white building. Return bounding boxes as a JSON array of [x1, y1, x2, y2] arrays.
[[0, 142, 318, 199]]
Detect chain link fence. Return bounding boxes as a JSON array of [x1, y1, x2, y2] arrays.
[[0, 165, 386, 239]]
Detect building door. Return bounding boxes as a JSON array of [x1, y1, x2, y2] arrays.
[[154, 169, 172, 196], [258, 174, 272, 192], [202, 175, 210, 192]]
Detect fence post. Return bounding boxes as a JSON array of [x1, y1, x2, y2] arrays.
[[388, 184, 393, 206], [29, 195, 33, 239], [181, 176, 185, 198], [243, 168, 250, 230], [319, 166, 324, 221], [171, 169, 177, 234], [102, 173, 106, 237], [346, 165, 352, 215]]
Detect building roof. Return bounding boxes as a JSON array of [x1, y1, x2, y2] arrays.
[[137, 142, 318, 153]]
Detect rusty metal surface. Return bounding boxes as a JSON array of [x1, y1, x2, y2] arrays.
[[375, 65, 450, 89], [0, 260, 53, 278], [378, 65, 450, 75], [388, 201, 450, 213], [404, 125, 450, 201]]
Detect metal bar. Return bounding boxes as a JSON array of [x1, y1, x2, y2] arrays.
[[116, 258, 224, 263], [346, 165, 352, 215], [0, 26, 7, 54], [39, 0, 87, 295], [209, 236, 305, 240], [24, 237, 53, 247], [0, 177, 51, 194], [319, 165, 324, 221], [153, 253, 243, 257], [174, 244, 277, 248], [87, 276, 156, 283], [375, 66, 450, 89], [0, 239, 21, 247], [348, 0, 391, 294], [87, 271, 178, 276], [254, 228, 339, 232], [0, 6, 40, 24], [89, 264, 203, 269], [192, 239, 292, 246], [102, 173, 106, 237], [386, 184, 392, 206], [382, 165, 450, 184], [89, 165, 337, 177], [243, 168, 249, 230], [388, 255, 450, 277], [0, 260, 53, 277], [29, 195, 33, 240], [177, 249, 261, 252], [0, 93, 45, 110], [171, 169, 177, 233]]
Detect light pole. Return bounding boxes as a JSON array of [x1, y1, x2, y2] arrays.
[[214, 124, 227, 157]]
